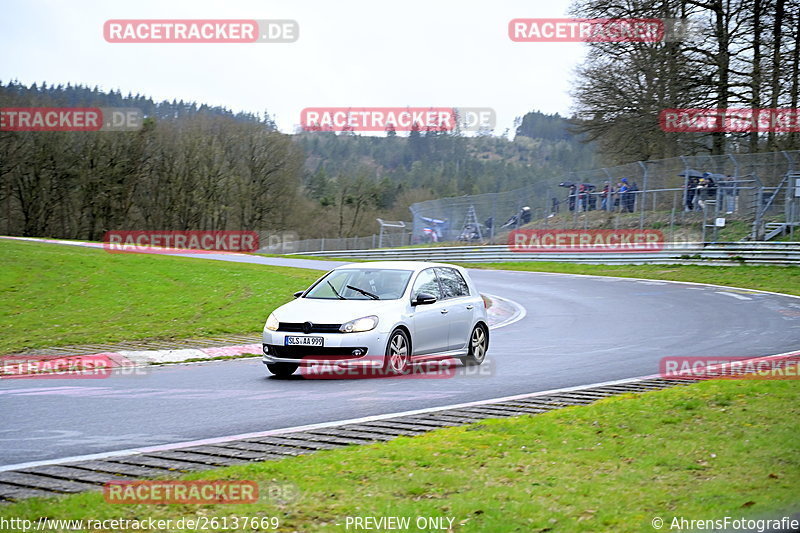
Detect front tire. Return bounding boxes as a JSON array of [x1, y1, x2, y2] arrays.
[[461, 324, 488, 366], [266, 362, 298, 377], [382, 329, 411, 375]]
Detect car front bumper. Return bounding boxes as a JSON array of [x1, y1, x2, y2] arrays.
[[261, 329, 386, 367]]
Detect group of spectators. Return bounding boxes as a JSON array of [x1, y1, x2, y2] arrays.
[[555, 179, 639, 214], [602, 178, 639, 213], [685, 172, 738, 213], [418, 171, 743, 243], [685, 173, 716, 210]]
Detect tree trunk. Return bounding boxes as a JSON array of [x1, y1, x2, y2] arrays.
[[767, 0, 786, 150]]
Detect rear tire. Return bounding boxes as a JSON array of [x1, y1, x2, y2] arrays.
[[266, 362, 299, 377], [460, 324, 488, 366], [382, 329, 411, 375]]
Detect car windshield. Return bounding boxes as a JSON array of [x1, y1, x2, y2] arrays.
[[305, 269, 413, 300]]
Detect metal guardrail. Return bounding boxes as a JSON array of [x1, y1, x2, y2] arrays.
[[297, 242, 800, 265]]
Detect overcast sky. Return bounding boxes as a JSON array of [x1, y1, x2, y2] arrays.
[[1, 0, 587, 137]]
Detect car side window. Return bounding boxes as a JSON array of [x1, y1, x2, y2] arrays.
[[435, 267, 470, 298], [411, 268, 442, 300]]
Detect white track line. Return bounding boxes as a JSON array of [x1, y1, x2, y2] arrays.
[[3, 348, 798, 474]]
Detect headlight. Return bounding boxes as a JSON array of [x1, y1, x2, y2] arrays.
[[265, 313, 279, 331], [339, 315, 378, 333]]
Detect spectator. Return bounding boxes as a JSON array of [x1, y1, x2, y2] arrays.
[[600, 181, 611, 211], [696, 178, 708, 208], [685, 175, 699, 210], [422, 227, 438, 243], [587, 185, 598, 210], [520, 206, 532, 224], [705, 173, 717, 198], [618, 178, 631, 212], [626, 180, 638, 212], [697, 173, 716, 209]]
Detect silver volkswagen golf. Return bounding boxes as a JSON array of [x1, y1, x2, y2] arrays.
[[262, 261, 489, 377]]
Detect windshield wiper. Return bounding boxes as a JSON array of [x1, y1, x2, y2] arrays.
[[346, 285, 379, 300], [327, 281, 346, 300]]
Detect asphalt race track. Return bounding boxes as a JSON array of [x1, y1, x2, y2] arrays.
[[2, 250, 799, 468]]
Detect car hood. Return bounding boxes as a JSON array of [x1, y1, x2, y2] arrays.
[[272, 297, 401, 324]]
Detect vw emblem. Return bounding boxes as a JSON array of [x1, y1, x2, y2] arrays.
[[302, 321, 313, 334]]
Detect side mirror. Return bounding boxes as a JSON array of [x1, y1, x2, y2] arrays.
[[412, 292, 437, 306], [293, 290, 304, 299]]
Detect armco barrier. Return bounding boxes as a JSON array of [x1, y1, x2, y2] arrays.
[[296, 242, 800, 265]]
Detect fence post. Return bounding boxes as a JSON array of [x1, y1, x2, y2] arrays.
[[669, 191, 677, 243], [752, 187, 765, 240], [783, 151, 795, 223], [679, 156, 690, 213], [638, 161, 648, 230], [728, 154, 740, 177]]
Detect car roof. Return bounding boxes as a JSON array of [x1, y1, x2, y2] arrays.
[[333, 261, 459, 272]]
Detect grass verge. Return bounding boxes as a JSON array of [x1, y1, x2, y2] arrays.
[[460, 262, 800, 297], [0, 239, 321, 355], [0, 379, 797, 532]]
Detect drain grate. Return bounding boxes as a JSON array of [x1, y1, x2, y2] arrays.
[[0, 378, 690, 503]]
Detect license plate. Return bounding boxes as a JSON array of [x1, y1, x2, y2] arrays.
[[285, 336, 324, 347]]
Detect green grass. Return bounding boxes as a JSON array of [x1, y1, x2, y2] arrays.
[[1, 379, 797, 532], [460, 262, 800, 297], [0, 240, 321, 355]]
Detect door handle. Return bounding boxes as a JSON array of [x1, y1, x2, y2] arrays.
[[466, 305, 474, 310], [440, 308, 449, 314]]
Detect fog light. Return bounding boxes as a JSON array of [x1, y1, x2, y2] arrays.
[[352, 349, 363, 356], [263, 344, 270, 355]]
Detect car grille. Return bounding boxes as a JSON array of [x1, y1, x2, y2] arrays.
[[278, 322, 342, 333], [265, 344, 368, 360]]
